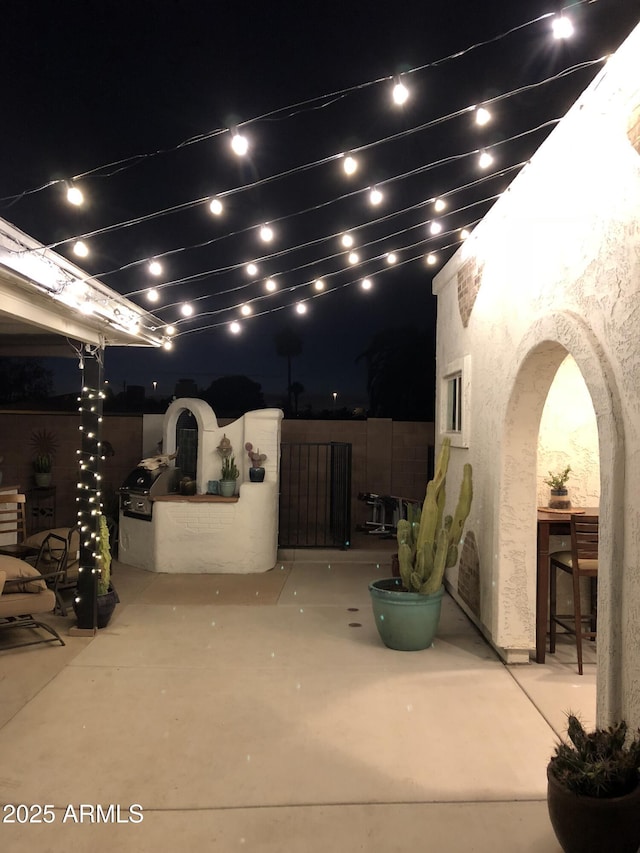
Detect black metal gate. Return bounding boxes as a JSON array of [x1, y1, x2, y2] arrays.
[[279, 442, 352, 548]]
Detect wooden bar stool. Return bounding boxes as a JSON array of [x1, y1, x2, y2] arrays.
[[549, 514, 598, 675]]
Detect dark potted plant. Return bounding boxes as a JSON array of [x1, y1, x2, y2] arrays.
[[544, 465, 572, 509], [547, 714, 640, 853], [220, 455, 239, 496], [72, 514, 119, 628], [368, 436, 473, 650], [30, 429, 58, 487], [245, 442, 267, 482]]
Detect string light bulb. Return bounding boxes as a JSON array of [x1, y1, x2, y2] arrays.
[[429, 221, 442, 235], [434, 198, 446, 212], [392, 80, 409, 105], [386, 252, 397, 264], [265, 278, 277, 292], [343, 155, 358, 175], [147, 288, 159, 302], [475, 106, 491, 126], [478, 150, 494, 169], [163, 339, 173, 350], [181, 303, 194, 317], [230, 321, 241, 334], [341, 234, 354, 248], [148, 260, 162, 276], [165, 325, 176, 335], [552, 15, 574, 39], [460, 228, 470, 240], [361, 278, 372, 290], [246, 263, 258, 276], [369, 187, 383, 205], [209, 197, 223, 215], [240, 304, 252, 316], [231, 131, 249, 156], [260, 224, 274, 242], [348, 251, 359, 265], [426, 254, 438, 265], [66, 184, 84, 206], [73, 241, 89, 257], [295, 302, 307, 314], [313, 279, 325, 291]]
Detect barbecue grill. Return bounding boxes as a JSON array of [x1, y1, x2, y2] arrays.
[[119, 465, 181, 521]]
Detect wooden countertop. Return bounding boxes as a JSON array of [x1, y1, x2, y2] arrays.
[[151, 494, 238, 503]]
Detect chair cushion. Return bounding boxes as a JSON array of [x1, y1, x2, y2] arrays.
[[0, 587, 56, 618], [0, 555, 46, 593], [23, 527, 79, 562]]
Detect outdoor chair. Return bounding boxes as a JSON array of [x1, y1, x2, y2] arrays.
[[22, 527, 79, 616], [0, 493, 38, 560], [549, 513, 598, 675], [0, 533, 69, 650]]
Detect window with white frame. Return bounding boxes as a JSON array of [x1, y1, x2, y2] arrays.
[[441, 356, 470, 448]]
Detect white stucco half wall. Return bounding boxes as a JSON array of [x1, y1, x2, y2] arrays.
[[432, 22, 640, 726]]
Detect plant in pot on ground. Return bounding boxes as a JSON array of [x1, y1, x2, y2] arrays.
[[369, 436, 473, 650], [220, 455, 239, 496], [245, 442, 267, 482], [547, 713, 640, 853]]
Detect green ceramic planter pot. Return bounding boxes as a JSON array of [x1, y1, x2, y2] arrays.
[[219, 480, 236, 497], [368, 578, 444, 651]]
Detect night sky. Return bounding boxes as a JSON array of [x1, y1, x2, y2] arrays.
[[1, 0, 638, 409]]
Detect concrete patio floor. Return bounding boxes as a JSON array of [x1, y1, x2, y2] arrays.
[[0, 538, 595, 852]]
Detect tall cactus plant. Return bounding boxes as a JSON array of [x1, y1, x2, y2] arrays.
[[396, 437, 473, 595]]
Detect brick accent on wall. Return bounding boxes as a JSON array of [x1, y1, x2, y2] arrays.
[[457, 257, 484, 328], [457, 531, 480, 619]]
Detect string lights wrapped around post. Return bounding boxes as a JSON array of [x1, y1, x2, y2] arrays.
[[74, 346, 105, 631]]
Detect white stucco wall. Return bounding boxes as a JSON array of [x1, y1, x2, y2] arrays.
[[119, 403, 284, 574], [537, 355, 600, 508], [433, 23, 640, 726]]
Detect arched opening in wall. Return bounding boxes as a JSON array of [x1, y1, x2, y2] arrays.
[[498, 319, 624, 722], [176, 410, 198, 480], [537, 354, 600, 669]]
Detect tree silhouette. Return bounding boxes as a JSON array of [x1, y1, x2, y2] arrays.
[[274, 328, 303, 416], [202, 375, 265, 417], [0, 357, 52, 403], [290, 381, 305, 416], [357, 326, 435, 420]]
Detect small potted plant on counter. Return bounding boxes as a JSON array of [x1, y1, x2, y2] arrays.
[[220, 455, 239, 497], [547, 713, 640, 853], [30, 429, 57, 487], [545, 465, 572, 509], [245, 442, 267, 482]]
